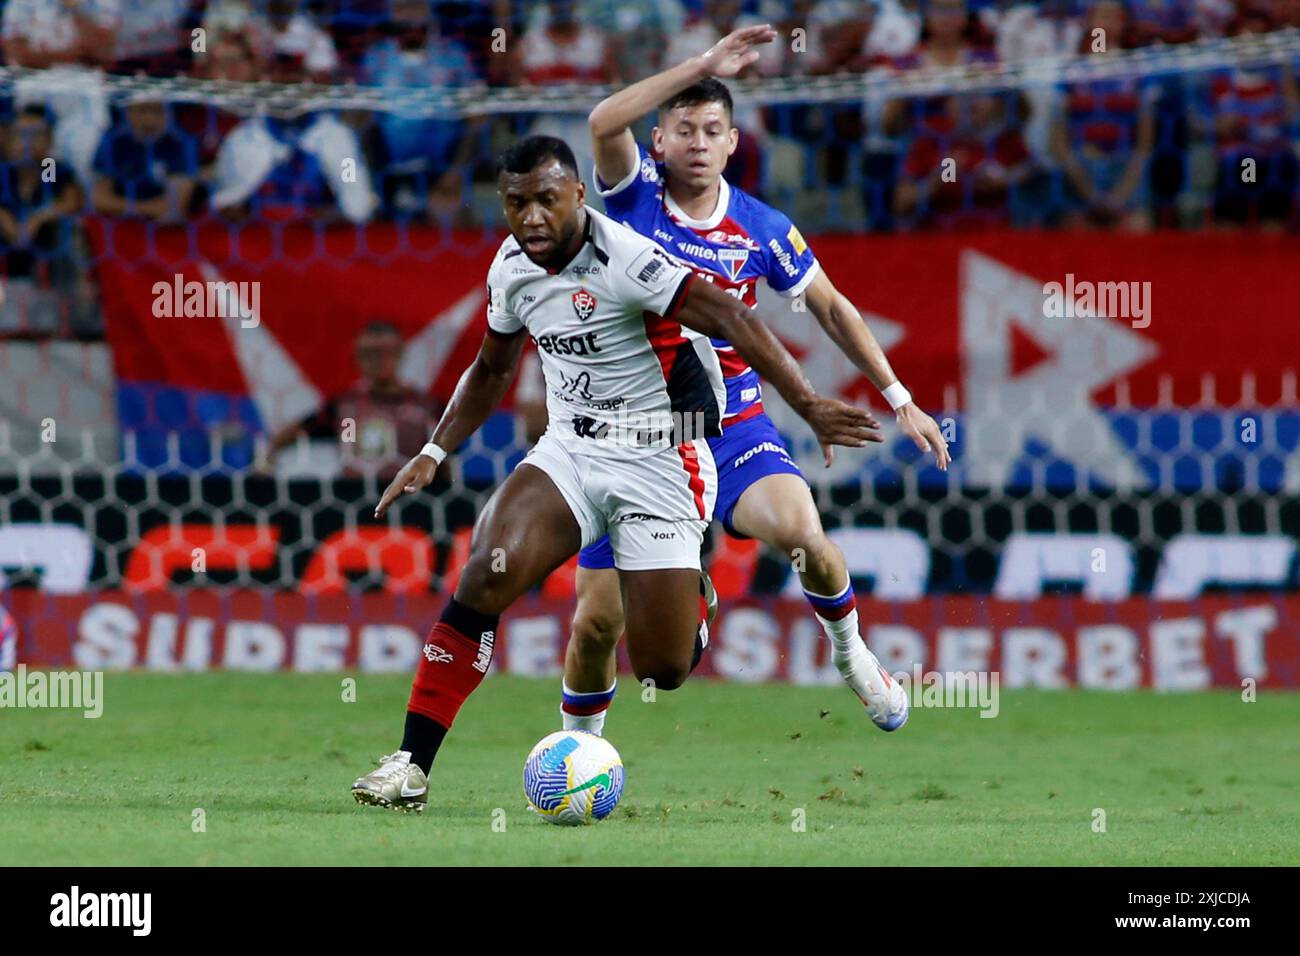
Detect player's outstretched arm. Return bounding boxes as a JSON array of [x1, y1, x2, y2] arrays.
[[674, 277, 882, 467], [374, 328, 527, 518], [587, 24, 777, 188], [802, 270, 951, 471]]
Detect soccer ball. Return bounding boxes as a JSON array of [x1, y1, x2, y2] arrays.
[[523, 730, 625, 826]]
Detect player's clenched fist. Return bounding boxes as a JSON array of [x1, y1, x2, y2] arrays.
[[798, 398, 882, 468], [374, 453, 440, 518]]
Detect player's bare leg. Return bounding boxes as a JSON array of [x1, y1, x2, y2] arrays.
[[619, 566, 711, 691], [560, 567, 624, 734], [730, 473, 907, 730], [353, 462, 583, 811]]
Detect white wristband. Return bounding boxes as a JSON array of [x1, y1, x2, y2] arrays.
[[419, 441, 448, 465], [881, 382, 912, 411]]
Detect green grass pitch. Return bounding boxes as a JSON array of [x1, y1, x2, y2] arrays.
[[2, 672, 1297, 866]]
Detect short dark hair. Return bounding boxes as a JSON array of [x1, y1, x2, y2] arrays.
[[496, 135, 579, 180], [658, 78, 733, 123]]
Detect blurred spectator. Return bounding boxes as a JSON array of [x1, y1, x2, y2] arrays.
[[267, 0, 340, 82], [211, 110, 379, 223], [91, 96, 199, 221], [1051, 0, 1156, 229], [0, 106, 98, 337], [1129, 0, 1200, 46], [582, 0, 688, 83], [262, 321, 439, 480], [112, 0, 193, 75], [994, 1, 1082, 64], [894, 92, 1039, 228], [992, 0, 1083, 162], [1274, 0, 1300, 29], [1203, 3, 1299, 227], [513, 0, 614, 195], [1, 0, 119, 184], [176, 28, 260, 194], [362, 0, 486, 224], [211, 49, 378, 223]]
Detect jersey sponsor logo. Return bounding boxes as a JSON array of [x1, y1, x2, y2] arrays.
[[697, 272, 751, 302], [768, 238, 799, 278], [572, 288, 597, 321], [786, 224, 808, 255], [472, 630, 495, 673], [717, 248, 749, 281], [626, 246, 677, 292], [571, 265, 601, 276], [423, 643, 454, 663], [654, 228, 675, 244], [535, 331, 602, 356], [705, 229, 761, 251], [677, 241, 717, 260], [740, 386, 759, 402], [650, 530, 676, 540], [639, 154, 658, 182]]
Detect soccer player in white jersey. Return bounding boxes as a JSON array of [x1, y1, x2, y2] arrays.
[[555, 26, 952, 737], [352, 135, 880, 812]]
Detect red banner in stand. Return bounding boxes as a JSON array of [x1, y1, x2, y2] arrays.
[[91, 220, 1300, 409], [6, 590, 1298, 689]]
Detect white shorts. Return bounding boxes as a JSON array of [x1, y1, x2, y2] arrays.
[[521, 431, 718, 571]]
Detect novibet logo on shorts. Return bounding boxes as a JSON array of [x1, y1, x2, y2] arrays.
[[0, 666, 104, 718], [893, 666, 1000, 718]]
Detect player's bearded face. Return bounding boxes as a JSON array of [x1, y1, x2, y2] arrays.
[[654, 103, 738, 191], [499, 160, 586, 267]]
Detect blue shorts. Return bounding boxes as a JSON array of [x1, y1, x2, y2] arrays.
[[577, 412, 804, 569]]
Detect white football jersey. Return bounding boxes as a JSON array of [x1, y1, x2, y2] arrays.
[[487, 206, 727, 459]]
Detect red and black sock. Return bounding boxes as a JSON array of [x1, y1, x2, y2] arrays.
[[401, 598, 499, 774]]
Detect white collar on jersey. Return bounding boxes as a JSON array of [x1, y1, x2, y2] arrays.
[[664, 176, 731, 230]]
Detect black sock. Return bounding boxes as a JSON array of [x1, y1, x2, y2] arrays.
[[690, 625, 708, 672], [401, 711, 448, 775]]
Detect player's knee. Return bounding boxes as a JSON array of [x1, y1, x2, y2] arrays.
[[571, 605, 623, 656], [455, 553, 515, 613], [773, 525, 831, 565]]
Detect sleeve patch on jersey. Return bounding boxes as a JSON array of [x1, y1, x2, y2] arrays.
[[787, 224, 807, 256], [626, 245, 674, 292]]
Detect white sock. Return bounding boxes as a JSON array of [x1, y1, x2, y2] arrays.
[[820, 609, 895, 700]]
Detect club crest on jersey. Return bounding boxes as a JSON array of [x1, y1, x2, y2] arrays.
[[572, 288, 597, 322], [717, 248, 749, 281]]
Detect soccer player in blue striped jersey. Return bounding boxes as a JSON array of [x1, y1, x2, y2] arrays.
[[557, 25, 951, 735]]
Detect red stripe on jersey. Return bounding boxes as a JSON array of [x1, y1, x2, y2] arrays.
[[676, 442, 707, 519], [717, 349, 751, 377], [722, 402, 765, 428]]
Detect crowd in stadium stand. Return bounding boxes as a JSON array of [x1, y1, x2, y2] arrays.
[[0, 0, 1297, 337]]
